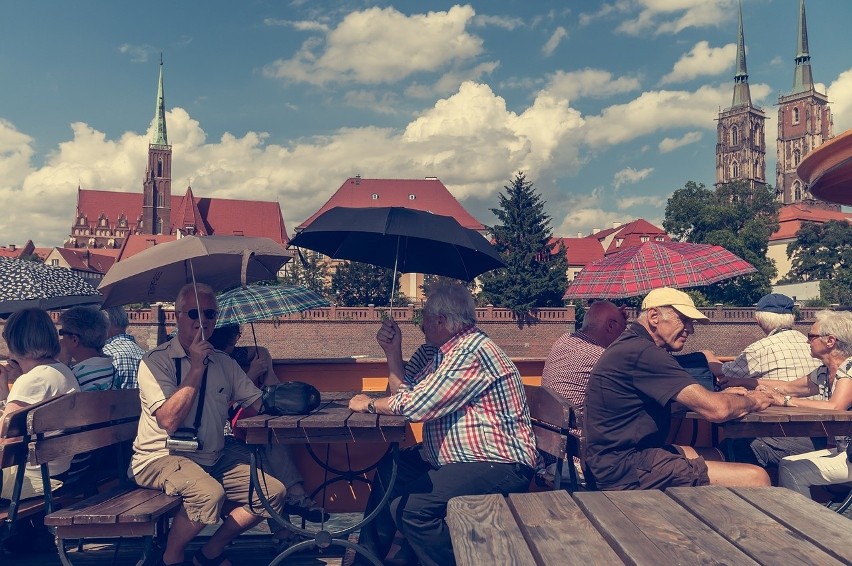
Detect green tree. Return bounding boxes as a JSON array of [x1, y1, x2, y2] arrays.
[[478, 172, 568, 316], [280, 250, 330, 296], [329, 261, 405, 307], [783, 220, 852, 304], [663, 180, 779, 305]]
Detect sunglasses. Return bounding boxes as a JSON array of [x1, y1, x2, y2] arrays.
[[58, 329, 79, 338], [807, 333, 824, 341], [183, 309, 218, 320]]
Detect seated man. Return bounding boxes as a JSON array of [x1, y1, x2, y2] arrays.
[[102, 306, 146, 389], [348, 282, 537, 566], [130, 283, 285, 566], [584, 287, 773, 491], [58, 306, 116, 391], [739, 310, 852, 498], [705, 293, 820, 382]]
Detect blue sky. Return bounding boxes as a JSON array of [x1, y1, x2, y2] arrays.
[[2, 0, 852, 247]]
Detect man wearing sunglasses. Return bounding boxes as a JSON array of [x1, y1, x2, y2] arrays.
[[129, 283, 286, 566]]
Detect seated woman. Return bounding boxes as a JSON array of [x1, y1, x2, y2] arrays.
[[0, 308, 79, 501], [209, 325, 328, 526], [767, 310, 852, 498]]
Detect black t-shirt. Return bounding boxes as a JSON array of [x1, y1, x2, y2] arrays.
[[584, 322, 698, 489]]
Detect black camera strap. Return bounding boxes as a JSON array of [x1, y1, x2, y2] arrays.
[[175, 358, 209, 435]]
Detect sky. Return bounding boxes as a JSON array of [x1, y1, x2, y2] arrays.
[[2, 0, 852, 248]]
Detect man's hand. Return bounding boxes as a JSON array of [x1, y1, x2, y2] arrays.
[[188, 328, 214, 368], [716, 375, 756, 390], [247, 355, 268, 385], [376, 318, 402, 353], [349, 394, 372, 413], [745, 389, 773, 411], [720, 386, 749, 395]]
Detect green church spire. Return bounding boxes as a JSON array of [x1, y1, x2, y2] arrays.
[[153, 54, 169, 145], [731, 2, 751, 107], [792, 0, 813, 93]]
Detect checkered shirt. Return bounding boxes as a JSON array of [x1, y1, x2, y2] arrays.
[[388, 326, 538, 469], [721, 328, 822, 382], [103, 333, 145, 389], [541, 330, 606, 431]]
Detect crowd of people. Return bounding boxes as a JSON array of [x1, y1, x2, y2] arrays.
[[0, 282, 849, 566]]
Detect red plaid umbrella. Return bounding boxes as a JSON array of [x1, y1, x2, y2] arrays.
[[563, 241, 757, 300]]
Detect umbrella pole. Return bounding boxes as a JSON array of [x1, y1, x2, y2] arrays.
[[389, 237, 400, 312], [188, 259, 206, 342], [249, 321, 258, 351]]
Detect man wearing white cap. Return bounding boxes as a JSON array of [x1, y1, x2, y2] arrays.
[[584, 287, 774, 490]]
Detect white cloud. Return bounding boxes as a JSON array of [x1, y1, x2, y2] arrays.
[[263, 18, 330, 33], [118, 44, 152, 63], [0, 81, 587, 246], [406, 61, 500, 99], [263, 5, 483, 86], [661, 41, 736, 84], [827, 69, 852, 133], [616, 195, 666, 210], [613, 166, 653, 188], [542, 27, 568, 57], [659, 131, 702, 153], [543, 68, 641, 102], [472, 14, 524, 30], [618, 0, 735, 36], [578, 2, 630, 27]]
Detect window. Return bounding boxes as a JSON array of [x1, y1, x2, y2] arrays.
[[794, 181, 802, 201], [731, 126, 739, 146], [408, 194, 416, 200], [157, 158, 164, 177], [371, 193, 379, 200], [640, 236, 649, 243], [792, 107, 800, 124], [655, 236, 665, 242], [793, 149, 801, 166], [732, 161, 739, 178], [615, 238, 624, 247], [51, 259, 59, 267]]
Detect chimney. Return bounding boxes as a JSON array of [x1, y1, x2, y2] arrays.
[[592, 228, 600, 234], [354, 174, 361, 185], [613, 221, 621, 229], [577, 232, 583, 238], [8, 244, 15, 251]]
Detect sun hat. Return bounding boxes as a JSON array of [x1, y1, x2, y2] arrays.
[[754, 293, 795, 314], [641, 287, 708, 321]]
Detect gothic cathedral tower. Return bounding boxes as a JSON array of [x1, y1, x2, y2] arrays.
[[775, 0, 832, 204], [716, 4, 766, 189], [142, 56, 172, 235]]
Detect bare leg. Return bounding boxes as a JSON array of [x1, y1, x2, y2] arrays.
[[163, 506, 205, 565], [196, 507, 263, 566], [706, 461, 770, 486]]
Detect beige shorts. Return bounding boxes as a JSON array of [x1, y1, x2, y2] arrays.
[[132, 441, 285, 525]]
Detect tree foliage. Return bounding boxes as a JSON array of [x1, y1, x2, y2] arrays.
[[329, 261, 405, 307], [784, 220, 852, 305], [279, 250, 330, 296], [663, 180, 779, 305], [478, 172, 568, 316]]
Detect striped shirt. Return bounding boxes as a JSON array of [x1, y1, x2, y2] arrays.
[[722, 328, 821, 382], [103, 334, 145, 389], [387, 325, 537, 469], [72, 356, 116, 391]]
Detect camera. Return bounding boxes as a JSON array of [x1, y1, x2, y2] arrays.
[[166, 428, 202, 452]]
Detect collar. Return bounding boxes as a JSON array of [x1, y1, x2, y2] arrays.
[[572, 329, 607, 348], [767, 327, 794, 337], [437, 325, 478, 355], [106, 333, 137, 344]]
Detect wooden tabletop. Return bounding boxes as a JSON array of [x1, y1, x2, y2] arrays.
[[234, 391, 407, 445], [447, 487, 851, 566], [683, 406, 852, 438]]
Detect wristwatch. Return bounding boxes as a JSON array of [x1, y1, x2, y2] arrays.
[[783, 395, 792, 407], [367, 399, 377, 414]]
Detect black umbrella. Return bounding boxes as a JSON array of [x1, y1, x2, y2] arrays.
[[0, 257, 103, 316], [289, 207, 505, 285]]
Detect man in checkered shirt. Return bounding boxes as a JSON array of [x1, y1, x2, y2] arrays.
[[102, 306, 145, 389], [707, 293, 820, 384]]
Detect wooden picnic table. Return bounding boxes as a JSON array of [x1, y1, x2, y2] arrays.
[[235, 391, 407, 565], [683, 405, 852, 440], [447, 487, 851, 565]]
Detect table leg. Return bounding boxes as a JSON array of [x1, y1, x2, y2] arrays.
[[250, 444, 400, 566]]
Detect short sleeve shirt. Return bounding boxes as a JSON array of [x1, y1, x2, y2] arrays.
[[584, 322, 698, 489], [130, 337, 262, 475]]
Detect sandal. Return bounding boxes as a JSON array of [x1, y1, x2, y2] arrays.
[[193, 547, 229, 566]]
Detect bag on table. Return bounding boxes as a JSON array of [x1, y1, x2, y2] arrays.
[[229, 381, 321, 441]]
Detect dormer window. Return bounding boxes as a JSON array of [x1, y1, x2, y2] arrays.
[[408, 194, 416, 200], [655, 236, 665, 242], [616, 238, 624, 247], [640, 236, 649, 243], [371, 193, 379, 200]]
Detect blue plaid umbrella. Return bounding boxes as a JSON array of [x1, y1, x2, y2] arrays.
[[216, 285, 329, 327]]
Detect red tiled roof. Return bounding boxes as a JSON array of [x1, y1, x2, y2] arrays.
[[172, 187, 208, 236], [0, 240, 35, 259], [587, 219, 669, 255], [296, 177, 484, 232], [116, 235, 177, 261], [76, 188, 289, 244], [770, 202, 852, 241], [54, 248, 117, 274], [553, 237, 605, 266]]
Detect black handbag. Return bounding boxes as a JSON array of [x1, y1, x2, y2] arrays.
[[260, 381, 321, 416]]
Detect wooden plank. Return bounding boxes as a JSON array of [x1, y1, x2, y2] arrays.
[[72, 489, 167, 525], [524, 385, 573, 430], [719, 421, 852, 438], [730, 487, 852, 565], [53, 521, 159, 538], [0, 395, 58, 438], [27, 390, 140, 433], [574, 490, 758, 565], [0, 438, 25, 469], [45, 486, 134, 526], [530, 426, 567, 461], [506, 491, 620, 565], [666, 486, 844, 566], [116, 492, 181, 524], [446, 494, 537, 565], [29, 421, 138, 465]]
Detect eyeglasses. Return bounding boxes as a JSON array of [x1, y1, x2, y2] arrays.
[[58, 329, 79, 338], [807, 333, 824, 342], [182, 309, 218, 320]]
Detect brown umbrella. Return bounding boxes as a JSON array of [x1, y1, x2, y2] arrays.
[[98, 235, 293, 308]]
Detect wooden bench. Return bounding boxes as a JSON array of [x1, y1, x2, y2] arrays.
[[34, 390, 181, 566], [524, 384, 579, 492]]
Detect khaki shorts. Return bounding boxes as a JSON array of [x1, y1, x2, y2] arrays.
[[633, 445, 710, 490], [133, 441, 285, 525]]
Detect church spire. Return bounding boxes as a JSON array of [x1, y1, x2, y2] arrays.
[[731, 2, 751, 107], [153, 53, 169, 145], [791, 0, 813, 93]]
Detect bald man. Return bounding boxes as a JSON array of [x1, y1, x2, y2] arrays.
[[542, 300, 627, 426]]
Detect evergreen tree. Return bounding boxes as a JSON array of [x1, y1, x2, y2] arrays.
[[279, 250, 330, 297], [329, 261, 405, 307], [478, 172, 567, 316], [663, 180, 779, 305]]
